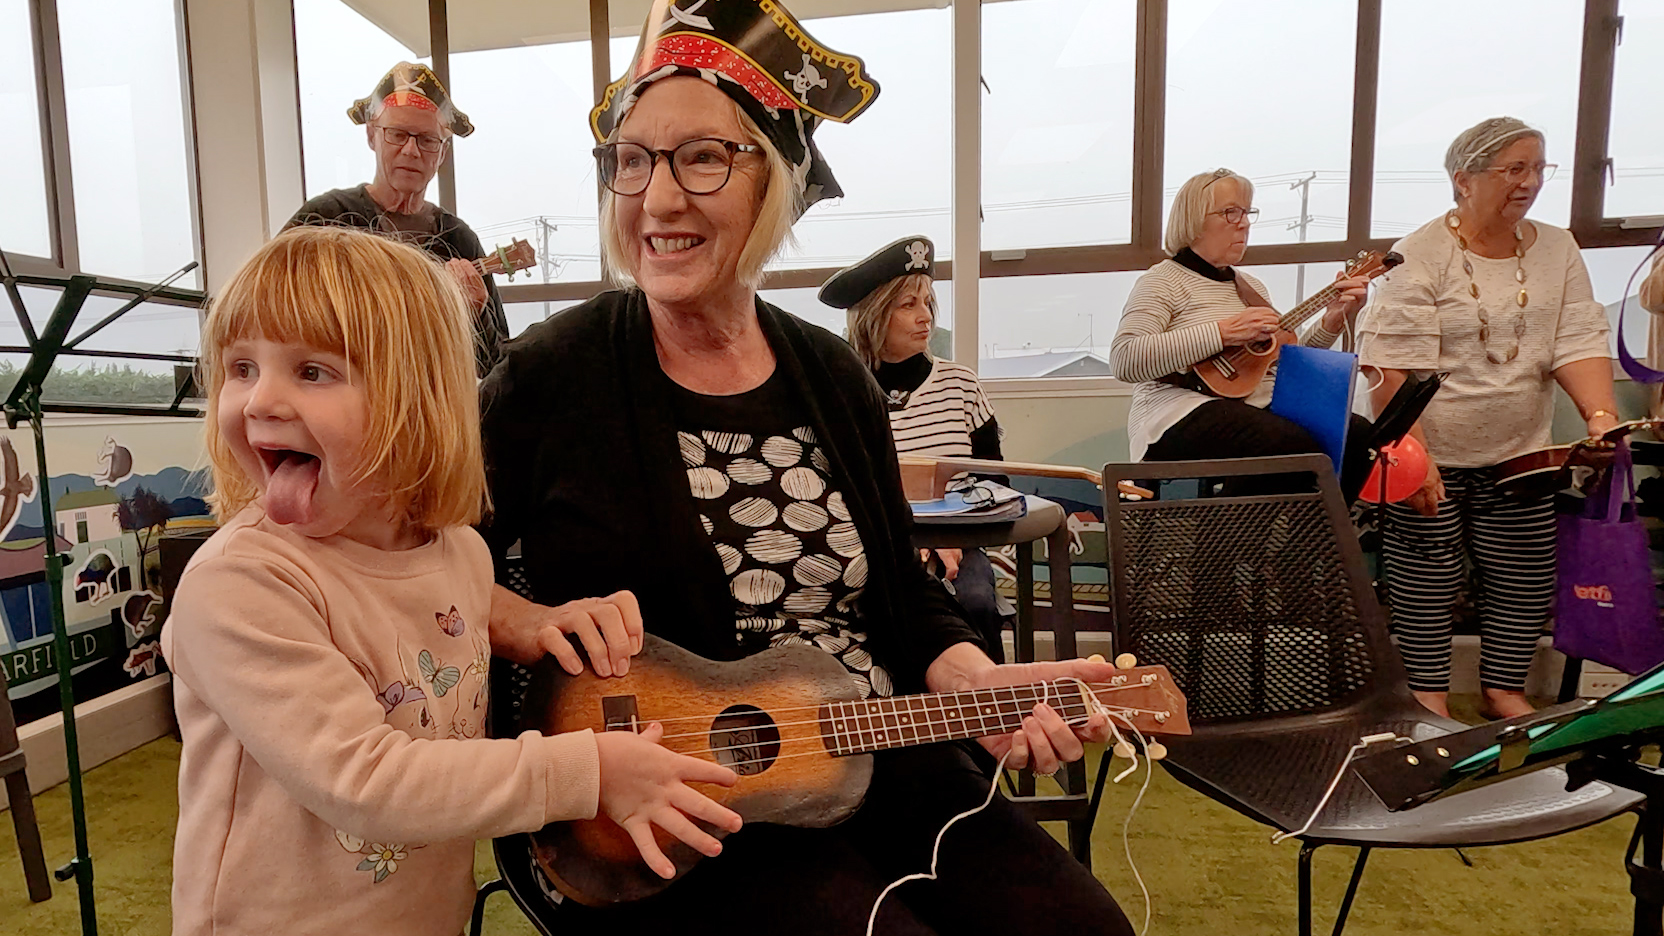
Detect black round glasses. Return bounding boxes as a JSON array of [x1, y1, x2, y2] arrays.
[[593, 138, 762, 197]]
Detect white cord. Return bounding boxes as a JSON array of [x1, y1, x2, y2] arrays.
[[863, 746, 1014, 936], [863, 680, 1158, 936], [1270, 732, 1407, 845]]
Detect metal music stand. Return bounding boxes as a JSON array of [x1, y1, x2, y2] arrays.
[[0, 249, 204, 936], [1353, 664, 1664, 936]]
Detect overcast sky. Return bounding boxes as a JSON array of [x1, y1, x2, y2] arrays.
[[3, 0, 1660, 371]]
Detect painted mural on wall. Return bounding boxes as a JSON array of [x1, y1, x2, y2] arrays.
[[0, 417, 211, 724]]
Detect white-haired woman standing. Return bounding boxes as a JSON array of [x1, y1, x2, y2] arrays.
[[1358, 117, 1617, 719], [479, 2, 1130, 932], [1110, 168, 1372, 495]]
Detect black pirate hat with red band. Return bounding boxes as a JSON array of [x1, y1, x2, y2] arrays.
[[592, 0, 880, 212], [348, 62, 474, 137]]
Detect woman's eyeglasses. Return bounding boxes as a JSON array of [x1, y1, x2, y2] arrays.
[[376, 126, 446, 155], [594, 138, 762, 197], [1486, 162, 1557, 184], [1210, 207, 1260, 225]]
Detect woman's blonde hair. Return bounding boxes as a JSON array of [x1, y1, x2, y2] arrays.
[[201, 225, 486, 532], [599, 92, 802, 290], [845, 273, 936, 371], [1164, 168, 1255, 256]]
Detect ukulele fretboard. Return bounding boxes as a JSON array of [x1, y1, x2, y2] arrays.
[[819, 681, 1089, 756]]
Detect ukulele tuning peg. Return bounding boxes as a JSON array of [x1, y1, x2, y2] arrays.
[[1086, 653, 1106, 664], [1146, 742, 1168, 761], [1112, 740, 1137, 761], [1114, 653, 1138, 670]]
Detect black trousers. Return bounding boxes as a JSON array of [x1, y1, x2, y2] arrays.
[[1144, 398, 1373, 501], [548, 743, 1134, 936]]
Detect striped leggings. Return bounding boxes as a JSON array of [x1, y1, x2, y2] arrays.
[[1380, 466, 1556, 693]]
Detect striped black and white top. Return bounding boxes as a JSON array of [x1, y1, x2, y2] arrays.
[[877, 355, 1000, 459], [1110, 255, 1341, 460]]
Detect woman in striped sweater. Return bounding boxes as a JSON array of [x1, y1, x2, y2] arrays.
[[823, 236, 1008, 660], [1110, 168, 1372, 496]]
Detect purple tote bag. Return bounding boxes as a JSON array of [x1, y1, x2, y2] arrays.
[[1554, 439, 1664, 675]]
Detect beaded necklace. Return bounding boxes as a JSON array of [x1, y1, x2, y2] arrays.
[[1446, 210, 1527, 364]]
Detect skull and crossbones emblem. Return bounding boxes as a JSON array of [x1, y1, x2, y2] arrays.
[[663, 0, 714, 31], [784, 54, 829, 104], [904, 240, 930, 271]]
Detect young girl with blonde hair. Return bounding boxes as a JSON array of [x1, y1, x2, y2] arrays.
[[162, 225, 740, 935]]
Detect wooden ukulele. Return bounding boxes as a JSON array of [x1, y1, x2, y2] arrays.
[[519, 634, 1188, 906], [1192, 250, 1403, 398], [473, 237, 537, 280], [1492, 418, 1661, 493]]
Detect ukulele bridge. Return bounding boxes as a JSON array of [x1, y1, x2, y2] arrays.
[[601, 695, 640, 733]]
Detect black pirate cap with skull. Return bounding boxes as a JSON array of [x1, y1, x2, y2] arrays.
[[591, 0, 880, 213], [818, 236, 935, 309], [349, 62, 474, 137]]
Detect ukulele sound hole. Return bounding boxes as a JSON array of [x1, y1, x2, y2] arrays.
[[709, 705, 781, 777]]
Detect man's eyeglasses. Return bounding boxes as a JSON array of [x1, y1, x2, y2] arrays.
[[594, 138, 762, 197], [376, 126, 446, 155], [1210, 207, 1260, 225], [1486, 162, 1557, 184]]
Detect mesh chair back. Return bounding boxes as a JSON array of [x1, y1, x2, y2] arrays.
[[1103, 456, 1406, 725]]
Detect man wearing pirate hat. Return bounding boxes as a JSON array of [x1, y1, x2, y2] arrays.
[[286, 62, 507, 377]]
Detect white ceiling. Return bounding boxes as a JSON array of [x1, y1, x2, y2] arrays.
[[342, 0, 965, 56]]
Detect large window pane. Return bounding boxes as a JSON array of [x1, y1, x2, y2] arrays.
[[1373, 0, 1580, 238], [0, 0, 52, 258], [504, 300, 582, 340], [983, 0, 1136, 250], [775, 9, 952, 270], [59, 0, 197, 286], [295, 0, 423, 201], [980, 271, 1141, 377], [1165, 0, 1354, 246], [1584, 245, 1661, 359], [452, 41, 599, 284], [1607, 1, 1664, 220]]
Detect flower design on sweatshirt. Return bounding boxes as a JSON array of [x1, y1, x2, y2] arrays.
[[335, 830, 418, 884]]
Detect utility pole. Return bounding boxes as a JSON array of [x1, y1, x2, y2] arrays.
[[1288, 172, 1316, 303], [536, 217, 557, 320]]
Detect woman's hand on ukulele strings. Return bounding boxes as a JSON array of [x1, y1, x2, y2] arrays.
[[596, 723, 742, 880], [1319, 273, 1372, 332], [963, 659, 1120, 775], [1216, 308, 1281, 347]]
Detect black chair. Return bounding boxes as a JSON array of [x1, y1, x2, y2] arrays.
[[1, 664, 51, 903], [1100, 455, 1644, 936]]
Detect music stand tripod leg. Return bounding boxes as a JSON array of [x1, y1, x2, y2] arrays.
[[1628, 799, 1664, 936]]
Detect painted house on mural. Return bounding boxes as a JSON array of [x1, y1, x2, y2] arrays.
[[0, 487, 151, 700]]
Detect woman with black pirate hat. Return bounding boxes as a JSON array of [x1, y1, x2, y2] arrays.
[[479, 1, 1133, 932], [822, 236, 1010, 663]]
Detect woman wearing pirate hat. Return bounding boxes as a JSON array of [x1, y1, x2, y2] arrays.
[[822, 236, 1011, 663], [480, 1, 1132, 932]]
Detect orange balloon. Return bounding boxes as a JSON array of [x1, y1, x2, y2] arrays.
[[1360, 436, 1430, 503]]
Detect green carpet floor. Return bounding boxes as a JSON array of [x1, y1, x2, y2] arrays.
[[0, 733, 1642, 935]]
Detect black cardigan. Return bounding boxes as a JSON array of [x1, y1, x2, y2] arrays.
[[478, 290, 982, 692]]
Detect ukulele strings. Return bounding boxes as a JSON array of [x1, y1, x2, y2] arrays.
[[645, 690, 1168, 746], [622, 678, 1163, 734], [656, 708, 1147, 765]]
